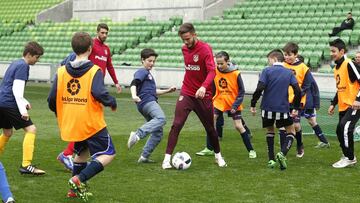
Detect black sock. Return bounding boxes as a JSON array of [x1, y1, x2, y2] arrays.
[[266, 133, 275, 160], [295, 130, 303, 149], [279, 130, 286, 149], [241, 118, 252, 138], [206, 133, 214, 151], [78, 159, 104, 183], [244, 125, 252, 138], [216, 125, 223, 139], [312, 125, 328, 143], [241, 131, 253, 151], [216, 115, 224, 138], [72, 162, 87, 177], [282, 133, 295, 156]]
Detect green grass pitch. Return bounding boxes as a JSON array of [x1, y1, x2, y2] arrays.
[[1, 83, 360, 202]]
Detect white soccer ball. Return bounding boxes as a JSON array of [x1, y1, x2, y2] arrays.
[[172, 152, 192, 170]]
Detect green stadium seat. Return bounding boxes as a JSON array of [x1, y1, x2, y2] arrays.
[[350, 31, 360, 45]]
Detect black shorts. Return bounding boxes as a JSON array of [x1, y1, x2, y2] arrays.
[[74, 127, 116, 159], [214, 108, 242, 120], [261, 110, 293, 128], [0, 106, 33, 130]]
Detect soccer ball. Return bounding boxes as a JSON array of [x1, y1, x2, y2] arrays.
[[172, 152, 192, 170]]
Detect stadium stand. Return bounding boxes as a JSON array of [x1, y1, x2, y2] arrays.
[[0, 17, 179, 64], [118, 0, 360, 71], [0, 0, 359, 72], [0, 0, 63, 23]]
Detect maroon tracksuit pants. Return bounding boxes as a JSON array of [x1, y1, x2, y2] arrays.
[[165, 94, 221, 154]]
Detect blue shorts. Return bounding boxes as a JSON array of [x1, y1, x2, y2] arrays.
[[293, 109, 316, 123], [74, 127, 116, 159]]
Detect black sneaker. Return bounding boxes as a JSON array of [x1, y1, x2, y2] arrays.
[[19, 165, 46, 175]]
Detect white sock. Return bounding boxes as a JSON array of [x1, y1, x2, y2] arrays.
[[215, 152, 222, 159], [164, 154, 171, 162]]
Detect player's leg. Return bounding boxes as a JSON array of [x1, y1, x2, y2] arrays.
[[139, 127, 163, 163], [305, 109, 329, 148], [196, 110, 221, 156], [63, 142, 75, 156], [19, 124, 45, 175], [332, 109, 360, 168], [333, 112, 347, 166], [262, 115, 276, 167], [232, 112, 256, 158], [69, 142, 91, 199], [128, 101, 166, 150], [0, 108, 14, 155], [275, 115, 295, 170], [0, 129, 12, 155], [1, 107, 44, 175], [278, 127, 286, 150], [163, 95, 192, 169], [194, 98, 226, 167], [216, 113, 225, 139], [241, 117, 252, 138], [70, 128, 115, 200], [140, 113, 165, 162], [0, 162, 14, 203], [293, 114, 304, 158]]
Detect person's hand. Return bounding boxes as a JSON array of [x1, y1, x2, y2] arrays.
[[291, 109, 298, 117], [230, 109, 236, 114], [26, 103, 31, 110], [328, 105, 335, 115], [115, 84, 122, 93], [21, 113, 30, 121], [195, 86, 206, 99], [250, 107, 256, 116], [352, 100, 360, 110], [168, 86, 176, 93], [132, 96, 141, 103]]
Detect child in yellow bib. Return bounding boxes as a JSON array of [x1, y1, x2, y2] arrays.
[[197, 51, 256, 159], [328, 38, 360, 169], [48, 32, 117, 201]]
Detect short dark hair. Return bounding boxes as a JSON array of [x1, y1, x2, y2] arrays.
[[329, 38, 347, 52], [283, 42, 299, 55], [97, 23, 109, 32], [215, 51, 230, 62], [141, 48, 158, 60], [267, 49, 284, 62], [71, 32, 93, 55], [178, 23, 195, 35], [23, 41, 44, 57]]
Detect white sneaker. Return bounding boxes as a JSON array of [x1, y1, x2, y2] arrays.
[[162, 160, 172, 169], [138, 156, 155, 163], [332, 156, 357, 168], [127, 131, 140, 149], [215, 157, 227, 167], [249, 150, 257, 159], [5, 197, 15, 203]]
